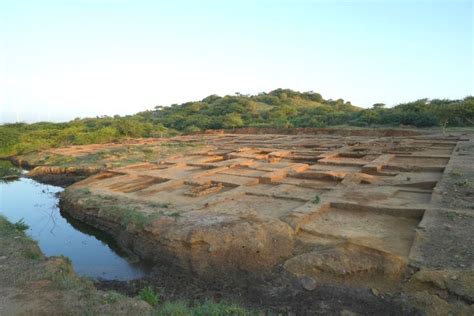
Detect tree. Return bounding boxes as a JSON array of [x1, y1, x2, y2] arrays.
[[372, 103, 386, 109], [222, 113, 244, 129], [113, 118, 148, 137]]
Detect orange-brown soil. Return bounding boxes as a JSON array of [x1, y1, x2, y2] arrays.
[[31, 129, 474, 314]]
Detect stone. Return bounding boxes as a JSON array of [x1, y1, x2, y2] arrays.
[[300, 276, 317, 291]]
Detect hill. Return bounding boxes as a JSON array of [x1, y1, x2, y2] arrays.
[[0, 89, 472, 157]]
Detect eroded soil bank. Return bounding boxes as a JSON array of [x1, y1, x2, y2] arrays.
[[0, 215, 151, 315], [0, 176, 150, 280], [60, 190, 424, 315], [0, 179, 255, 315], [14, 129, 474, 315]]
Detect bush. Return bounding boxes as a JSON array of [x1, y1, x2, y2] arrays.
[[14, 218, 29, 231], [13, 139, 52, 155], [74, 127, 119, 145], [105, 291, 125, 304], [183, 125, 201, 134], [192, 301, 249, 316], [139, 286, 160, 306], [0, 160, 21, 178], [155, 301, 191, 316], [154, 300, 253, 316]]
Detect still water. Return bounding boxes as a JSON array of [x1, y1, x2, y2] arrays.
[[0, 175, 150, 280]]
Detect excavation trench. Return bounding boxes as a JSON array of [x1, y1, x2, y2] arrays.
[[5, 129, 470, 314], [0, 173, 424, 315]]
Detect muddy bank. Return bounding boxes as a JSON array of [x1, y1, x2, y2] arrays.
[[0, 215, 151, 315], [60, 191, 422, 315], [27, 165, 100, 187], [59, 186, 472, 315], [9, 156, 100, 186], [0, 159, 21, 180], [0, 179, 256, 315], [95, 275, 423, 315], [9, 156, 36, 169], [59, 189, 291, 284]]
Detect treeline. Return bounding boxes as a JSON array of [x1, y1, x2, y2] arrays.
[[0, 89, 472, 156], [145, 89, 473, 131], [0, 116, 168, 156]]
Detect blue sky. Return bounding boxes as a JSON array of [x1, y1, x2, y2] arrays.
[[0, 0, 472, 123]]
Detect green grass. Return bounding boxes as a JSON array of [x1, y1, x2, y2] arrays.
[[47, 255, 80, 289], [0, 215, 14, 233], [0, 216, 41, 260], [78, 187, 91, 195], [13, 218, 29, 231], [311, 195, 320, 204], [0, 160, 21, 178], [150, 202, 171, 208], [160, 142, 193, 148], [139, 286, 160, 306], [192, 301, 250, 316], [80, 193, 149, 228], [23, 246, 42, 260], [0, 215, 33, 238], [72, 189, 181, 228], [25, 141, 204, 170], [446, 211, 460, 221], [166, 211, 181, 218], [46, 155, 76, 166], [455, 179, 470, 187], [0, 214, 154, 314], [104, 291, 126, 304], [51, 273, 79, 290], [154, 300, 255, 316], [155, 301, 190, 316]]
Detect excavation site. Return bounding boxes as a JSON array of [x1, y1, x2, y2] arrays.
[[2, 1, 472, 313], [8, 128, 471, 315]]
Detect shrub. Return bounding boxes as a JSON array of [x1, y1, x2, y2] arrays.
[[14, 218, 29, 231], [193, 301, 249, 316], [311, 195, 320, 204], [139, 286, 160, 306], [155, 301, 191, 316], [105, 291, 125, 304], [23, 245, 42, 260]]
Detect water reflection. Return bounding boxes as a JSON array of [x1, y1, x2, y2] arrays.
[[0, 175, 150, 280]]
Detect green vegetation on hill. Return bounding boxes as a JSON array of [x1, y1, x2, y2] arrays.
[[1, 89, 472, 157], [147, 89, 473, 131]]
